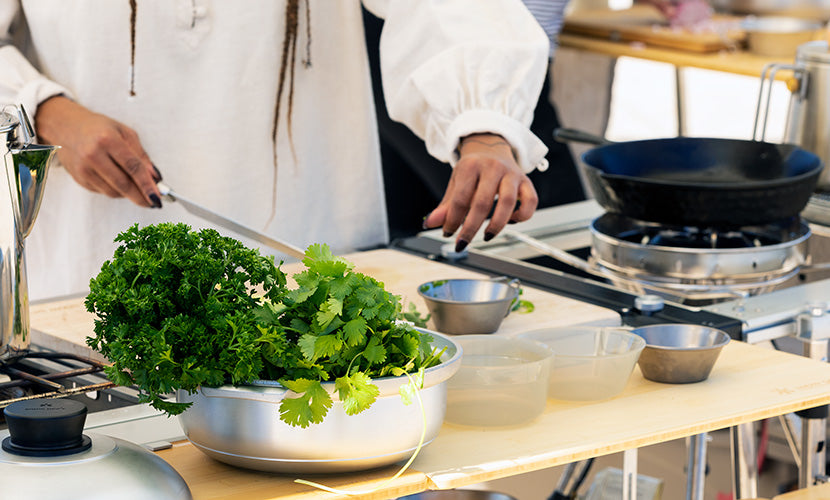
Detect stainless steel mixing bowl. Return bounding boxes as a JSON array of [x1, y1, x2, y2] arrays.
[[176, 329, 462, 473], [417, 278, 520, 335], [631, 324, 731, 384]]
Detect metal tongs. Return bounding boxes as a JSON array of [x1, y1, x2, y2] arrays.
[[156, 181, 307, 260]]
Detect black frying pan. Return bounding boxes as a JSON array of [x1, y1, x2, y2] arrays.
[[554, 128, 823, 228]]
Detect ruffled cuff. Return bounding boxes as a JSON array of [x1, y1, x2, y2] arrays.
[[15, 78, 72, 136], [442, 109, 549, 173]]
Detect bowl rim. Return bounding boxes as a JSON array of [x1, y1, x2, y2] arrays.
[[631, 324, 731, 352], [453, 334, 555, 364], [515, 327, 647, 360], [740, 15, 824, 33], [416, 278, 520, 305], [188, 328, 463, 401]]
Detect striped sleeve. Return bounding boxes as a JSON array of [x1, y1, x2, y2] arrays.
[[522, 0, 571, 56]]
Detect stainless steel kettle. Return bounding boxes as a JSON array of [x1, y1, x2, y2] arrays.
[[0, 105, 59, 362], [0, 399, 192, 499]]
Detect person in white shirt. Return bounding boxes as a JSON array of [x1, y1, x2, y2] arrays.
[[365, 0, 586, 240], [0, 0, 551, 300]]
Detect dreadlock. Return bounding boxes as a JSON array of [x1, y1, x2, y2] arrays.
[[270, 0, 311, 223], [128, 1, 312, 223]]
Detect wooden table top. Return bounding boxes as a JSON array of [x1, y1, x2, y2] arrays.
[[30, 249, 830, 500], [153, 338, 830, 499], [156, 251, 830, 499], [559, 33, 794, 80]]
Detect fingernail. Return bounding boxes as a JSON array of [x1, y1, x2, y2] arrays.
[[149, 193, 162, 209], [152, 164, 162, 181], [484, 232, 495, 242], [455, 239, 468, 253], [508, 219, 518, 225], [422, 213, 431, 230], [443, 231, 453, 238]]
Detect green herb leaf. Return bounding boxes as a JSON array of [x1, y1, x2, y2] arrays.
[[335, 371, 380, 415], [279, 378, 333, 428]]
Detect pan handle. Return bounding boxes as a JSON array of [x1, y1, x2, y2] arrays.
[[553, 128, 613, 146]]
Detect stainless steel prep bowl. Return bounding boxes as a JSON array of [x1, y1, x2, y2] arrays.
[[741, 16, 823, 57], [417, 278, 520, 335], [631, 324, 730, 384], [176, 329, 462, 473], [713, 0, 830, 20]]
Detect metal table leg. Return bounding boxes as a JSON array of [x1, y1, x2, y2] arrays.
[[686, 433, 708, 500], [731, 423, 759, 499], [797, 407, 828, 488], [623, 448, 638, 500]]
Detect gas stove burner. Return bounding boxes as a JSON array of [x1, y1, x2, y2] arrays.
[[589, 213, 811, 303], [622, 226, 783, 249], [608, 215, 805, 250]]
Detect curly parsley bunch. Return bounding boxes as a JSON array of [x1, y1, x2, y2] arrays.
[[85, 223, 289, 415]]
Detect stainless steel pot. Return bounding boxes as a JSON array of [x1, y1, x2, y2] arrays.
[[0, 105, 59, 362], [0, 399, 191, 500], [176, 329, 462, 473], [779, 41, 830, 191], [712, 0, 830, 20]]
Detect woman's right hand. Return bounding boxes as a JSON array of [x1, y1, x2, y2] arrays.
[[34, 95, 162, 208]]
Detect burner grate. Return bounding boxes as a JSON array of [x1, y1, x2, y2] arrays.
[[622, 226, 781, 249], [0, 353, 115, 409]]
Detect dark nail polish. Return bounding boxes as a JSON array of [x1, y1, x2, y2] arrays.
[[508, 219, 517, 225], [149, 193, 162, 209], [484, 232, 495, 242], [455, 239, 468, 253], [152, 164, 162, 181], [443, 231, 453, 238]]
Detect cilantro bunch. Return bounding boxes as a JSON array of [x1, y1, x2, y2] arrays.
[[85, 223, 441, 428], [260, 244, 440, 427]]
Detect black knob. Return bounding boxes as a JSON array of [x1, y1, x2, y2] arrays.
[[2, 399, 92, 457]]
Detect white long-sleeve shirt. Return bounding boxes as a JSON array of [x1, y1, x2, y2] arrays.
[[0, 0, 549, 301]]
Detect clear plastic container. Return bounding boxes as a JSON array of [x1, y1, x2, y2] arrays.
[[445, 335, 552, 427], [517, 327, 645, 401]]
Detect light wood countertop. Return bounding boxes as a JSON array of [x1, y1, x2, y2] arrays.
[[559, 6, 808, 80], [560, 33, 793, 80], [29, 249, 830, 500]]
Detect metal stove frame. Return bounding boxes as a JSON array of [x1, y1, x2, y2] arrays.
[[392, 201, 830, 499]]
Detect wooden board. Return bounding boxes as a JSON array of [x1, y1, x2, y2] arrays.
[[563, 5, 746, 53]]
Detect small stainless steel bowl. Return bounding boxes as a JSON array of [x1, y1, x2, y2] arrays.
[[417, 278, 520, 335], [631, 324, 731, 384], [741, 16, 824, 57]]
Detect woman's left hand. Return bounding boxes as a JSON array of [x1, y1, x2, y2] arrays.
[[423, 133, 539, 252]]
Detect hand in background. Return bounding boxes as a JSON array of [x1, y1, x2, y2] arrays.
[[423, 133, 539, 252], [638, 0, 713, 28], [34, 96, 162, 208]]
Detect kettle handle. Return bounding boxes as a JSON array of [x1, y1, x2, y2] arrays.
[[14, 104, 35, 145]]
